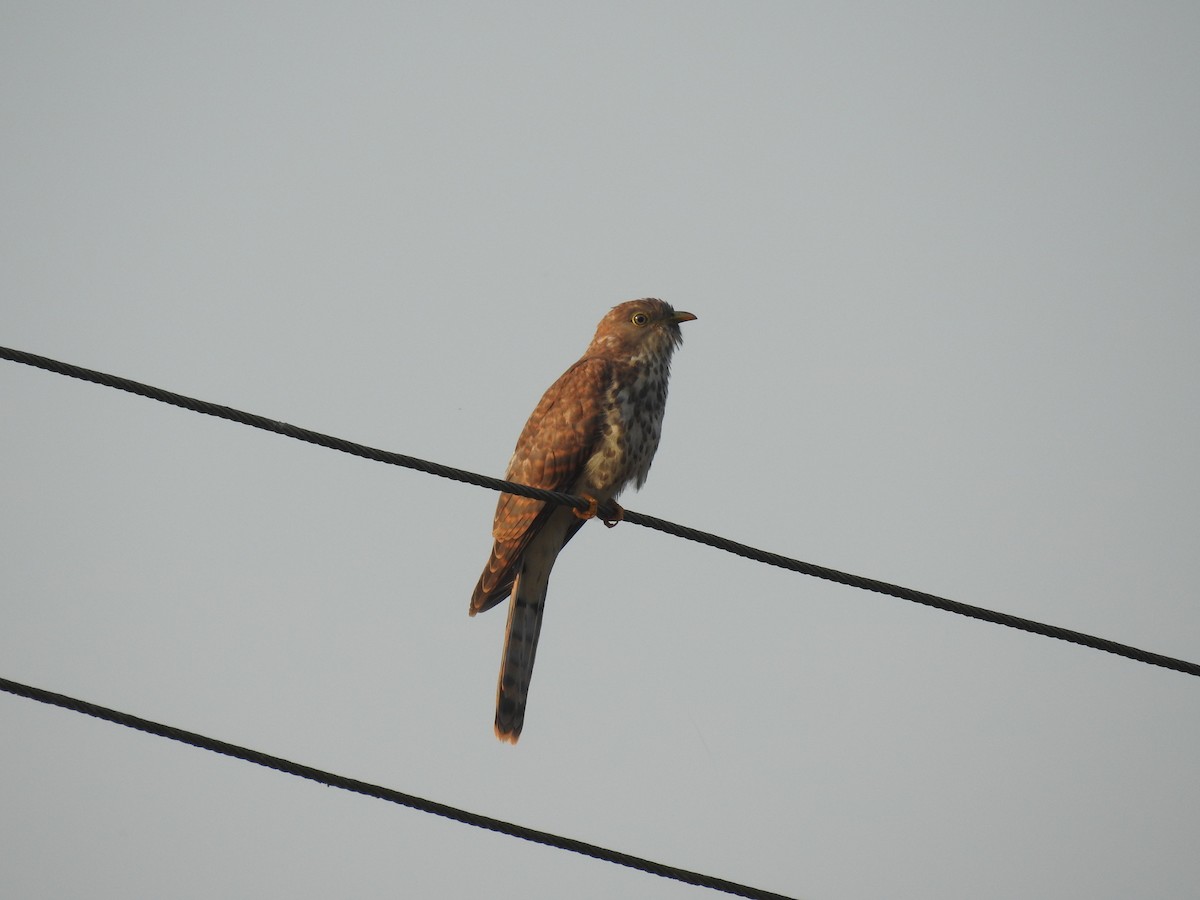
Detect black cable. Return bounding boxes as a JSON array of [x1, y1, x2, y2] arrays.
[[3, 344, 1198, 678], [0, 345, 583, 511], [0, 676, 796, 900], [619, 509, 1200, 676]]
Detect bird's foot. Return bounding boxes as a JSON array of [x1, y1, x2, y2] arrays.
[[601, 502, 625, 528], [572, 494, 625, 528]]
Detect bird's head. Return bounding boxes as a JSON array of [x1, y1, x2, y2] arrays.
[[588, 298, 697, 362]]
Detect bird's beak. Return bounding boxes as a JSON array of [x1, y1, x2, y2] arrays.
[[671, 311, 698, 324]]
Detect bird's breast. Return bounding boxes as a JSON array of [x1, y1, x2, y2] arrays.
[[581, 365, 669, 494]]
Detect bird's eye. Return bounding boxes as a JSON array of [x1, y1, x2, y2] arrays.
[[630, 312, 650, 326]]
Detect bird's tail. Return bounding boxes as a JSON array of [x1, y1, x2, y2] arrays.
[[493, 561, 550, 743]]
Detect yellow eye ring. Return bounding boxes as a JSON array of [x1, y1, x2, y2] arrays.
[[630, 312, 650, 326]]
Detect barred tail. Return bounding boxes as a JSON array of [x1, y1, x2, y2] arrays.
[[494, 560, 550, 743]]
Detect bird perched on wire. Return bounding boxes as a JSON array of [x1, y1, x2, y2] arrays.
[[470, 298, 697, 743]]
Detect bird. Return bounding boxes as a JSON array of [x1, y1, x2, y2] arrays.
[[470, 298, 697, 743]]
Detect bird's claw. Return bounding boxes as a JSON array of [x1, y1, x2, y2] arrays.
[[572, 495, 599, 521], [601, 503, 624, 528], [572, 494, 624, 528]]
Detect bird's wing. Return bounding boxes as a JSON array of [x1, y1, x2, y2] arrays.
[[470, 357, 611, 614]]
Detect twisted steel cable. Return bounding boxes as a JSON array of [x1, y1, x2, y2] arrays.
[[3, 343, 1197, 678]]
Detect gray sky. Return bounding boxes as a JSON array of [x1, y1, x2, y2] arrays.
[[3, 4, 1199, 899]]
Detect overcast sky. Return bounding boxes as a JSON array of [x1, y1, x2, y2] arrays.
[[3, 4, 1199, 899]]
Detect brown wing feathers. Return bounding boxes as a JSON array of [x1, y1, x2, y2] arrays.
[[469, 359, 609, 615]]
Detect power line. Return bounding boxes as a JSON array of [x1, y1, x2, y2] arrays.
[[4, 343, 1195, 676], [0, 675, 796, 900], [3, 344, 1198, 678]]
